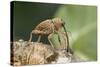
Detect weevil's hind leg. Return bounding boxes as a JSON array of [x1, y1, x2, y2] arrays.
[[28, 32, 33, 42], [48, 33, 54, 48], [37, 35, 41, 42]]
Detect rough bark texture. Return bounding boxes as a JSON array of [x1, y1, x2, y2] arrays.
[[11, 39, 82, 66]]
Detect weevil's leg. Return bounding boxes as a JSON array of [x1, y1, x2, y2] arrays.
[[28, 31, 33, 42], [63, 32, 68, 49], [62, 32, 74, 55], [57, 29, 67, 49], [62, 24, 70, 53], [62, 32, 69, 50], [48, 33, 54, 48], [47, 22, 55, 48], [37, 35, 41, 42], [57, 31, 62, 46], [64, 33, 69, 52]]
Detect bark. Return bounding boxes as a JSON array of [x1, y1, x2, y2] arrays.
[[11, 39, 82, 66]]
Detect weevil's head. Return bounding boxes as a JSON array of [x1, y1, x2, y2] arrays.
[[52, 18, 65, 31]]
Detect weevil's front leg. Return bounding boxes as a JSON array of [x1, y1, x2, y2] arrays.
[[62, 32, 73, 55], [64, 32, 69, 52], [56, 31, 63, 48], [48, 23, 55, 48], [61, 22, 71, 52], [48, 33, 54, 48], [57, 31, 67, 49], [58, 31, 73, 55]]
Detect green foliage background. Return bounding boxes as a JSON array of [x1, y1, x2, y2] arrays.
[[12, 1, 97, 61]]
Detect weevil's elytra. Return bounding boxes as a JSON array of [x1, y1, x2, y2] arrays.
[[33, 19, 54, 35]]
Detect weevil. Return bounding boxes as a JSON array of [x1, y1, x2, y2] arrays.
[[28, 18, 73, 54]]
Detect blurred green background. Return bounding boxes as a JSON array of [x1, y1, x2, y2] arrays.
[[12, 1, 97, 61]]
